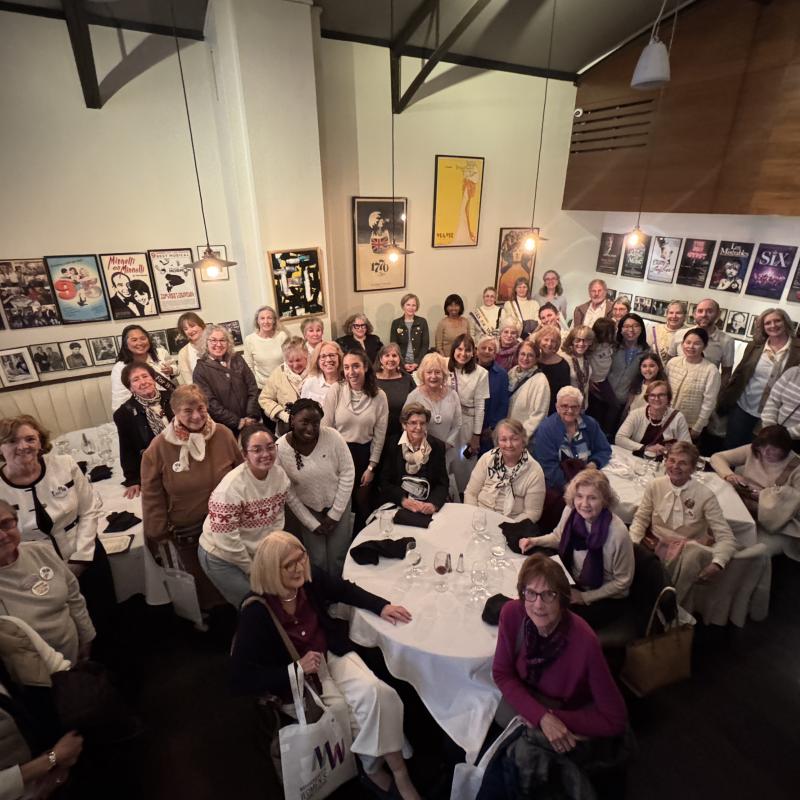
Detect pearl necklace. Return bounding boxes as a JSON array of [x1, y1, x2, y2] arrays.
[[280, 591, 298, 603]]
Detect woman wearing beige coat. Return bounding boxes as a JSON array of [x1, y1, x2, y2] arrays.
[[258, 336, 308, 435]]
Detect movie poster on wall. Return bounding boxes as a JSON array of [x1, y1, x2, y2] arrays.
[[0, 258, 61, 329], [596, 233, 624, 275], [495, 228, 537, 302], [620, 235, 651, 279], [645, 236, 682, 283], [431, 155, 484, 247], [745, 243, 797, 300], [147, 248, 201, 313], [44, 254, 110, 323], [675, 238, 715, 288], [99, 252, 158, 320], [352, 197, 407, 292], [708, 241, 753, 294]]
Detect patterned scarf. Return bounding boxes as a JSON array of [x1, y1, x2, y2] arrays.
[[163, 416, 216, 472], [524, 611, 571, 685], [487, 447, 529, 488], [133, 391, 168, 436], [399, 431, 431, 475], [508, 366, 537, 395], [558, 507, 612, 590]]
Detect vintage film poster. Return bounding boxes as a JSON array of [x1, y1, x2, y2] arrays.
[[268, 248, 325, 319], [645, 236, 682, 283], [165, 327, 186, 355], [596, 233, 624, 275], [432, 155, 484, 248], [44, 255, 110, 324], [352, 198, 407, 292], [724, 311, 750, 338], [147, 248, 201, 313], [0, 347, 38, 387], [149, 330, 169, 354], [495, 228, 537, 302], [30, 343, 67, 375], [745, 243, 797, 300], [675, 238, 716, 288], [196, 245, 230, 282], [88, 336, 119, 365], [620, 235, 651, 279], [59, 339, 92, 370], [219, 320, 244, 347], [0, 258, 61, 329], [784, 257, 800, 304], [708, 241, 753, 294], [99, 252, 158, 320]]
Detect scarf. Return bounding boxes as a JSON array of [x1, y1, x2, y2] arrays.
[[399, 431, 431, 475], [285, 364, 305, 395], [487, 448, 529, 515], [496, 341, 520, 371], [163, 416, 216, 472], [133, 391, 168, 436], [524, 611, 571, 686], [508, 366, 537, 395], [558, 507, 612, 590], [569, 355, 588, 396]]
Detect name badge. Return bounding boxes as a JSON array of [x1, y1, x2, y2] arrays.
[[52, 485, 68, 499], [31, 580, 50, 597]]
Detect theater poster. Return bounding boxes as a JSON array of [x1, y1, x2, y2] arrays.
[[44, 254, 110, 324], [675, 238, 715, 288], [352, 197, 407, 292], [432, 155, 484, 247], [496, 228, 537, 302], [745, 243, 797, 300], [147, 248, 201, 313], [645, 236, 682, 283], [708, 241, 753, 294], [596, 233, 624, 275], [620, 235, 651, 279]]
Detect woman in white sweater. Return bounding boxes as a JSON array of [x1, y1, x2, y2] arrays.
[[507, 340, 550, 441], [243, 305, 288, 389], [176, 312, 206, 385], [615, 380, 691, 456], [276, 399, 355, 576], [500, 277, 540, 337], [198, 425, 291, 607], [665, 327, 721, 439]]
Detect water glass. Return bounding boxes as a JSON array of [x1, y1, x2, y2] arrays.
[[470, 559, 489, 603], [433, 551, 449, 593], [379, 509, 395, 536], [404, 541, 423, 580], [472, 509, 488, 542]]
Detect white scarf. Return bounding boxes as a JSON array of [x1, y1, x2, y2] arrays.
[[657, 480, 693, 528], [399, 431, 431, 475], [163, 417, 217, 472]]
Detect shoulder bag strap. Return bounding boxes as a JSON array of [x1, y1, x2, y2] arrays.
[[648, 410, 680, 448], [509, 370, 536, 398]]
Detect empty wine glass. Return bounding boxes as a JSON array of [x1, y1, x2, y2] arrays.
[[98, 434, 114, 466], [472, 509, 488, 542], [433, 551, 449, 593], [470, 559, 489, 603], [489, 532, 510, 569], [643, 449, 657, 478], [404, 540, 423, 580], [632, 459, 647, 486]]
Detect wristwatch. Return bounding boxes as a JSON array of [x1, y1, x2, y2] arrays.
[[47, 751, 57, 770]]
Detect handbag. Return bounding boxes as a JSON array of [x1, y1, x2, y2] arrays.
[[159, 541, 203, 626], [620, 586, 694, 698]]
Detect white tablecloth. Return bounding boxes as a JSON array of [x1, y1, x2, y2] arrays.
[[343, 503, 525, 762]]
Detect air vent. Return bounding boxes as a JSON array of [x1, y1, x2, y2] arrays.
[[570, 98, 655, 154]]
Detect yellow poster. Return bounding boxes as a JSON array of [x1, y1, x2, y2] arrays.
[[432, 156, 484, 247]]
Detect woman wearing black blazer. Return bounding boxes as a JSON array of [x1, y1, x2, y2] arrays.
[[336, 313, 384, 364], [389, 293, 430, 374]]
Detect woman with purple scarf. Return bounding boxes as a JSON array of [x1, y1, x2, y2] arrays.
[[519, 470, 634, 629]]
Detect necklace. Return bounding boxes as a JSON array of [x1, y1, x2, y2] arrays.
[[281, 591, 298, 603]]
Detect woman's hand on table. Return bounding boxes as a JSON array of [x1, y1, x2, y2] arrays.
[[123, 484, 141, 499], [539, 712, 577, 752], [724, 473, 748, 488], [298, 651, 324, 674], [380, 605, 412, 625]]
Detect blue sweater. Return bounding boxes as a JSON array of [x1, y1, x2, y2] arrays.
[[481, 361, 511, 453]]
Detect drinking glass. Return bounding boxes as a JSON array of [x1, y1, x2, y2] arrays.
[[470, 559, 489, 603], [404, 541, 423, 580], [632, 459, 647, 486], [472, 509, 488, 542], [98, 434, 114, 466], [643, 449, 657, 478], [433, 551, 449, 593], [379, 509, 395, 536]]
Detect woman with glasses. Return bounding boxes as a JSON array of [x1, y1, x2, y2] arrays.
[[480, 554, 627, 798], [198, 425, 291, 607], [301, 340, 344, 406], [336, 314, 383, 363], [230, 532, 422, 800], [607, 314, 649, 407], [560, 325, 595, 408], [615, 380, 691, 457]]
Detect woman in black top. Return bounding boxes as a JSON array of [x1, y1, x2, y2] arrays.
[[336, 314, 383, 363], [531, 325, 571, 415], [389, 293, 430, 373], [374, 343, 416, 440]]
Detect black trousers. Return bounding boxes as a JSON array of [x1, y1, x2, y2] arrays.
[[347, 441, 373, 536], [77, 539, 117, 636]]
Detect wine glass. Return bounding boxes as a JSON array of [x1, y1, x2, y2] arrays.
[[489, 532, 510, 569], [379, 509, 394, 536], [470, 559, 489, 604], [404, 541, 422, 580], [472, 509, 488, 542], [632, 459, 647, 486], [643, 449, 657, 478], [98, 434, 114, 467], [433, 551, 449, 593]]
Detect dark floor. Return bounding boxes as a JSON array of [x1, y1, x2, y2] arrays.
[[88, 557, 800, 800]]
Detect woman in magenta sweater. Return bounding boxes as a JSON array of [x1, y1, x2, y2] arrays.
[[478, 554, 628, 799]]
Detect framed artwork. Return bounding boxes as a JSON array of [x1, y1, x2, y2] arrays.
[[149, 329, 169, 354], [0, 258, 61, 329], [620, 235, 651, 279], [725, 311, 750, 338], [352, 197, 408, 292], [686, 302, 697, 325], [708, 241, 752, 294], [30, 342, 67, 375], [606, 288, 617, 300], [645, 236, 682, 283], [715, 308, 729, 330], [432, 155, 484, 248], [165, 327, 186, 355], [59, 339, 92, 370], [44, 254, 110, 324], [268, 248, 325, 319], [88, 336, 119, 366], [99, 252, 158, 320], [495, 228, 537, 302], [219, 320, 243, 347], [747, 315, 757, 339], [0, 347, 38, 387], [596, 233, 624, 275], [745, 244, 797, 300], [147, 248, 201, 313], [115, 335, 123, 350], [196, 245, 230, 282], [676, 239, 716, 288]]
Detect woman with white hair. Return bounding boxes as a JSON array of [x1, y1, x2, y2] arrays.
[[243, 305, 288, 388], [495, 319, 523, 372], [258, 336, 308, 435]]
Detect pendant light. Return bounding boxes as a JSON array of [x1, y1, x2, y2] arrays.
[[171, 6, 236, 277], [631, 0, 671, 90]]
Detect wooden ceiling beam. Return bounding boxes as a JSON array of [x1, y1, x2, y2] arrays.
[[62, 0, 101, 109]]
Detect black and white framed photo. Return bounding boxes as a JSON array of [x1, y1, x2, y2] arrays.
[[747, 315, 757, 339], [596, 233, 624, 275], [715, 308, 729, 331], [30, 343, 67, 375], [686, 303, 697, 325], [88, 336, 119, 366], [149, 329, 169, 354], [0, 258, 61, 329], [606, 288, 617, 300], [59, 339, 92, 370], [633, 295, 654, 315], [165, 327, 186, 355], [147, 248, 201, 313], [219, 320, 244, 347], [724, 311, 749, 338], [0, 347, 38, 387], [99, 252, 158, 320], [196, 245, 230, 282], [44, 254, 111, 324]]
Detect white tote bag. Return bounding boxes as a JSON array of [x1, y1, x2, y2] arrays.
[[280, 662, 357, 800]]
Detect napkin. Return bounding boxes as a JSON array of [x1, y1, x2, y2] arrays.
[[350, 536, 415, 566], [89, 465, 113, 483], [499, 519, 541, 554], [482, 593, 514, 626], [104, 511, 141, 533], [393, 508, 433, 528]]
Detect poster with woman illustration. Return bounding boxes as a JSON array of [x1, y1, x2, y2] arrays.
[[495, 228, 537, 301], [43, 254, 110, 323], [432, 155, 484, 247], [645, 236, 682, 283], [708, 241, 752, 293], [147, 248, 201, 313], [100, 252, 158, 320]]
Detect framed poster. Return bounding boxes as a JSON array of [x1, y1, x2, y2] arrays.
[[196, 245, 230, 282], [646, 236, 682, 283], [88, 336, 119, 366], [708, 241, 753, 294], [99, 252, 158, 320], [686, 302, 697, 326], [606, 288, 617, 300], [724, 311, 749, 338], [59, 339, 92, 370], [30, 342, 67, 375], [149, 329, 169, 354], [268, 248, 325, 319], [147, 248, 201, 313], [44, 254, 110, 324], [0, 258, 60, 329], [596, 233, 624, 275], [352, 197, 407, 292], [620, 235, 651, 279], [715, 308, 729, 330], [0, 347, 38, 387], [219, 320, 243, 347], [745, 244, 797, 300], [676, 238, 716, 288], [165, 327, 186, 355], [432, 155, 484, 248], [496, 228, 537, 302]]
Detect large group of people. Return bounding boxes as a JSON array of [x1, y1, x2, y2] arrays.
[[2, 275, 799, 799]]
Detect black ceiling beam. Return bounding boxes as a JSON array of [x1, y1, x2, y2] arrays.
[[62, 0, 101, 109], [392, 0, 438, 51]]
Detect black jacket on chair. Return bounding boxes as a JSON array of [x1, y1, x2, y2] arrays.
[[378, 434, 449, 510], [113, 392, 174, 486]]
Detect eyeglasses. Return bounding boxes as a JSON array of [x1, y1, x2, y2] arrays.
[[246, 445, 276, 455], [281, 552, 307, 572], [352, 323, 368, 329], [319, 354, 338, 360], [648, 392, 668, 399], [523, 588, 559, 604], [207, 337, 228, 344]]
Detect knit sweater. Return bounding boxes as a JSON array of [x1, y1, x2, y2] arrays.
[[508, 371, 551, 440], [762, 365, 800, 438], [665, 356, 721, 432], [321, 383, 389, 465], [493, 602, 627, 736], [243, 330, 288, 388], [404, 388, 462, 447], [198, 463, 290, 573], [434, 317, 470, 356]]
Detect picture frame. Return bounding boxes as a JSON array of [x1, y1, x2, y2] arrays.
[[29, 342, 67, 375], [0, 347, 38, 387], [268, 247, 325, 320], [165, 327, 186, 355], [747, 315, 757, 339], [196, 245, 230, 282], [606, 288, 617, 300], [715, 308, 729, 330], [724, 311, 750, 338], [88, 336, 119, 366], [745, 244, 797, 300], [59, 339, 92, 370], [99, 252, 158, 320], [0, 258, 61, 329], [596, 233, 624, 275], [495, 228, 537, 302], [44, 254, 110, 324], [675, 239, 716, 288], [686, 302, 697, 325], [645, 236, 682, 284], [149, 329, 169, 354], [352, 197, 408, 292], [147, 248, 201, 313], [620, 235, 651, 279], [708, 241, 752, 294], [432, 155, 484, 248], [219, 320, 244, 347]]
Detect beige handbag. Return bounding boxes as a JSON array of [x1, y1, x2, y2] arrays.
[[620, 586, 694, 698]]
